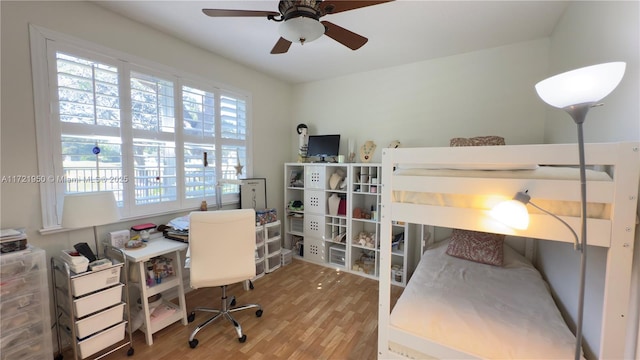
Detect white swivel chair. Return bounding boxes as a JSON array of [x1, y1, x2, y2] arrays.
[[187, 209, 263, 348]]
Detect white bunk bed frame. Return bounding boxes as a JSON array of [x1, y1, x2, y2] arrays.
[[378, 142, 640, 359]]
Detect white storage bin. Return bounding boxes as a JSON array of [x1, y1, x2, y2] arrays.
[[61, 250, 90, 273], [267, 241, 281, 256], [1, 309, 40, 333], [281, 249, 292, 266], [304, 236, 325, 263], [0, 322, 45, 357], [267, 255, 281, 272], [1, 336, 46, 360], [255, 246, 265, 260], [0, 272, 39, 298], [289, 216, 303, 233], [77, 321, 126, 359], [74, 303, 125, 339], [255, 225, 264, 244], [304, 214, 325, 238], [266, 221, 281, 239], [305, 166, 325, 189], [329, 247, 346, 266], [70, 263, 122, 297], [304, 190, 326, 214], [0, 247, 40, 279], [255, 259, 265, 276], [73, 284, 123, 318], [0, 292, 39, 317]]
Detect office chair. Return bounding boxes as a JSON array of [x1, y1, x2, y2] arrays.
[[187, 209, 263, 348]]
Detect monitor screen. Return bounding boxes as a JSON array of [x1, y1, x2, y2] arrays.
[[306, 135, 340, 162]]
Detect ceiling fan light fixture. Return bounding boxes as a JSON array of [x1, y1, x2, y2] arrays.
[[279, 16, 325, 44]]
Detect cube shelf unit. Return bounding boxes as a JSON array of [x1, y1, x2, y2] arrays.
[[283, 163, 418, 286]]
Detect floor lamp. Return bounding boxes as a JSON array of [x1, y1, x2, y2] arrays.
[[493, 62, 625, 360], [62, 191, 120, 259]]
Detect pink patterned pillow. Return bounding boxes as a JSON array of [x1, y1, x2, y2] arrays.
[[446, 229, 504, 266]]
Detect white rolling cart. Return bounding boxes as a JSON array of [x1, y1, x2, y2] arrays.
[[52, 245, 134, 360]]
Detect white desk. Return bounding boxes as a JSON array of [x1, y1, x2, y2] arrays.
[[121, 237, 189, 345]]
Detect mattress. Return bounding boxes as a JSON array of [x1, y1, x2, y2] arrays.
[[389, 240, 582, 359], [392, 166, 612, 219]]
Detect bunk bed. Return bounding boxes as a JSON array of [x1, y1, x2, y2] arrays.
[[378, 142, 640, 359]]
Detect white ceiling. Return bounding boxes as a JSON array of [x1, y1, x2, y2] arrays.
[[93, 0, 569, 84]]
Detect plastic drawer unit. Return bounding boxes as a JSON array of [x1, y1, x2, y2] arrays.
[[0, 246, 53, 360]]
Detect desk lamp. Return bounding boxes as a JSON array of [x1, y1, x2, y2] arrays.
[[490, 190, 579, 248], [493, 62, 625, 360], [62, 191, 120, 259]]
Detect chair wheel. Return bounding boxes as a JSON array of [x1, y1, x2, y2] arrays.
[[127, 347, 134, 356], [189, 339, 199, 348], [188, 312, 195, 323], [230, 298, 236, 307], [256, 309, 263, 317], [238, 334, 247, 343]]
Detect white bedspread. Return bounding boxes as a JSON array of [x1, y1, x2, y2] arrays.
[[389, 240, 582, 359]]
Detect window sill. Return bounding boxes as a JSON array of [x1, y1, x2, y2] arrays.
[[39, 201, 240, 235]]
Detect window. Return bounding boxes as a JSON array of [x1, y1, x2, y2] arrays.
[[30, 26, 251, 230]]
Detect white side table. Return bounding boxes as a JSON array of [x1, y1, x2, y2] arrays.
[[121, 237, 188, 345]]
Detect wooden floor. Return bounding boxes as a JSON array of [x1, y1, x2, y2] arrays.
[[62, 259, 403, 360]]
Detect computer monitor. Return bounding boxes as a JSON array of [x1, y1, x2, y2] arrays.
[[306, 135, 340, 163]]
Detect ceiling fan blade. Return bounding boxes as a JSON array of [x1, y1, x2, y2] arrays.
[[271, 37, 292, 54], [319, 0, 394, 15], [321, 21, 368, 50], [202, 9, 280, 17]]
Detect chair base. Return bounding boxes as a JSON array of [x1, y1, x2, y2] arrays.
[[188, 285, 262, 347]]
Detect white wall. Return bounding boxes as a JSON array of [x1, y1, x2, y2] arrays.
[[290, 38, 551, 161], [537, 1, 640, 359], [0, 0, 291, 284], [291, 2, 639, 359]]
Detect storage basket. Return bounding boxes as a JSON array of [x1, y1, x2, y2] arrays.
[[281, 249, 292, 266], [329, 247, 346, 267], [70, 263, 122, 297], [77, 321, 126, 359], [289, 216, 303, 233]]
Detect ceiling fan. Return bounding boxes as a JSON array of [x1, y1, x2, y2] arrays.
[[202, 0, 394, 54]]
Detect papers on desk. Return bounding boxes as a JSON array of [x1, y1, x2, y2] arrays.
[[164, 229, 189, 243], [168, 215, 190, 231], [1, 228, 27, 253], [163, 215, 190, 243], [1, 228, 23, 237]]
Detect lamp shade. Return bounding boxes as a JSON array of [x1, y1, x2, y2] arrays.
[[535, 62, 626, 108], [62, 191, 119, 229], [490, 199, 529, 230], [279, 17, 325, 44]]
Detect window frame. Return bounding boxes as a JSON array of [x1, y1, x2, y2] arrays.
[[30, 25, 253, 232]]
